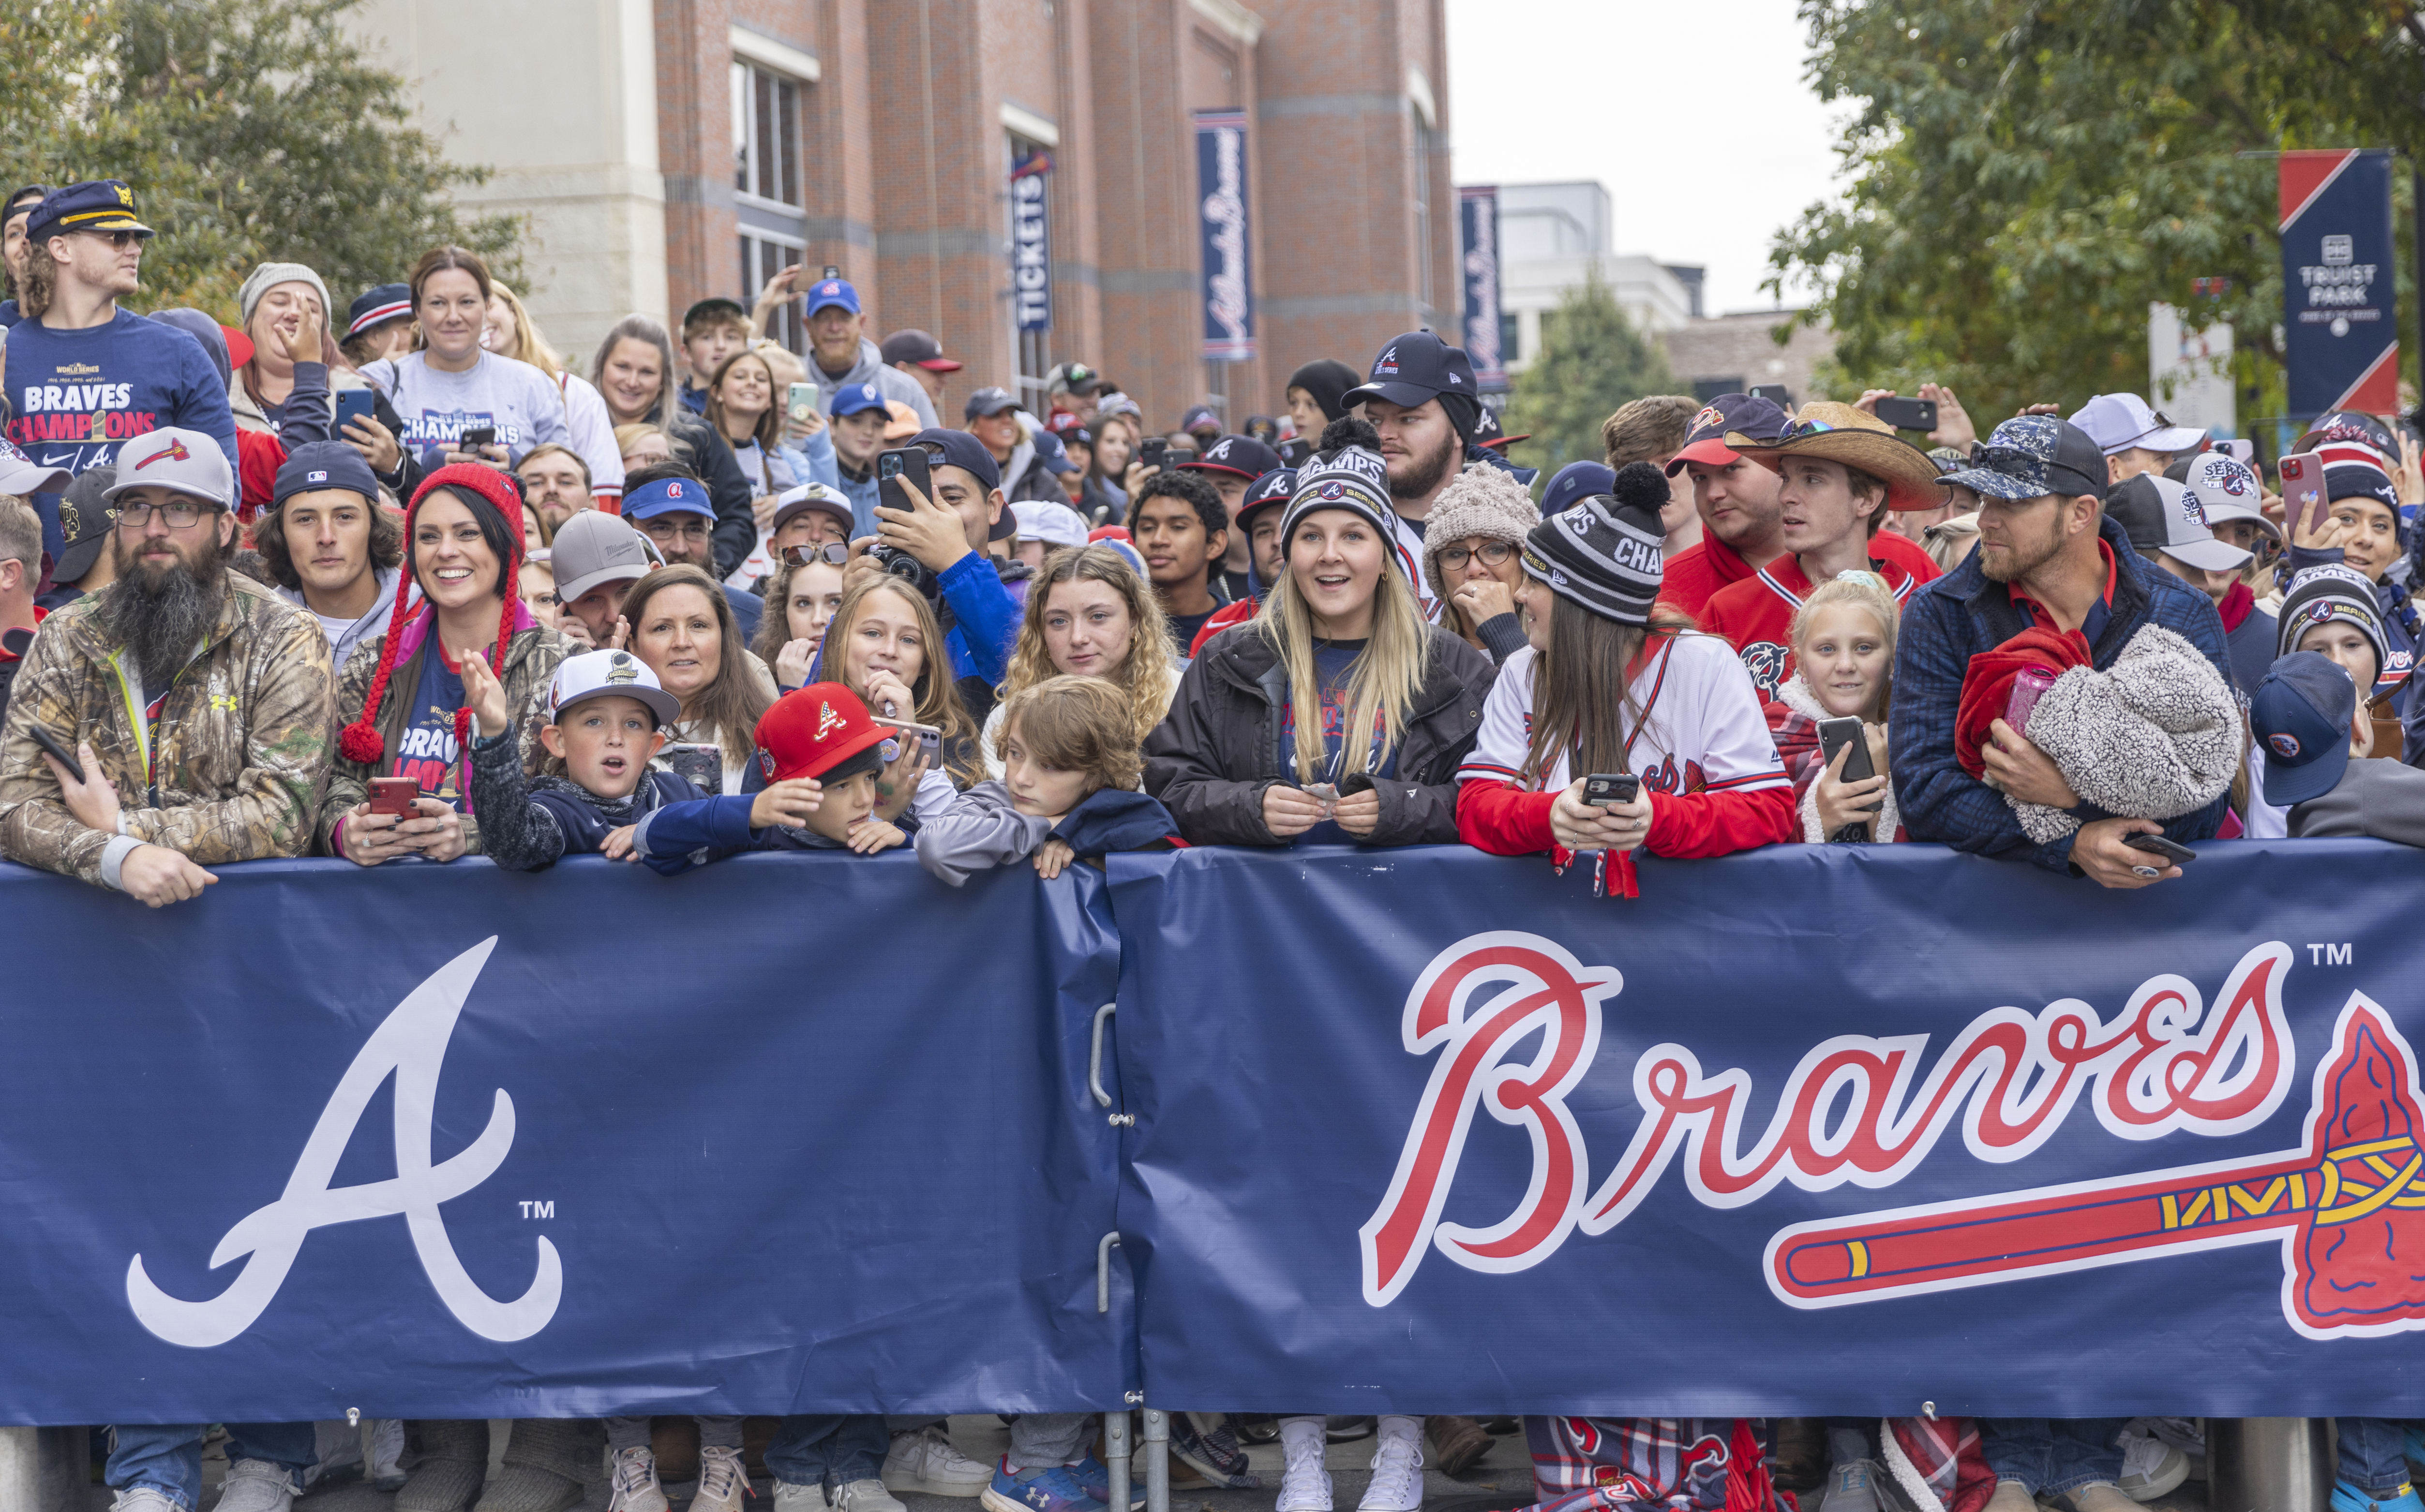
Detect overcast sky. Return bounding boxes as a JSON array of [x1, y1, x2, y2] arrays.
[[1443, 0, 1848, 316]]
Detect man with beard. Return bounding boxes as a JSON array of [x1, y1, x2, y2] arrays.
[[1890, 415, 2231, 889], [1338, 331, 1486, 621], [0, 426, 335, 917], [624, 464, 764, 640]]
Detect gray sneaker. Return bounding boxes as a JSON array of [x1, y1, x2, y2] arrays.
[[837, 1478, 912, 1512], [215, 1458, 299, 1512], [1820, 1460, 1886, 1512], [110, 1493, 181, 1512]]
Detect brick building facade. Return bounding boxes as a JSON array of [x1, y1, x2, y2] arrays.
[[357, 0, 1454, 433]]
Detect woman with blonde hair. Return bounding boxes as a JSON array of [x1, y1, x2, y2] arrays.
[[1145, 430, 1495, 847], [982, 544, 1180, 778], [817, 576, 981, 822], [1763, 571, 1902, 843], [483, 279, 624, 500]]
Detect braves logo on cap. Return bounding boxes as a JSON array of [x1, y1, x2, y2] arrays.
[[1317, 481, 1347, 502], [2306, 603, 2338, 625], [1688, 404, 1726, 437], [818, 282, 841, 297], [1208, 440, 1232, 460], [666, 481, 683, 499], [2203, 459, 2253, 497], [2178, 493, 2210, 529], [133, 437, 192, 470], [1375, 346, 1399, 375], [815, 699, 846, 740]]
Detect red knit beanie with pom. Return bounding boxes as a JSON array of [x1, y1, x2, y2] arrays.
[[336, 464, 528, 766]]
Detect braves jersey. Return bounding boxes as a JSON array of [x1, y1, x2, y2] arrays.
[[1453, 633, 1794, 864], [1698, 545, 1939, 702], [1386, 508, 1443, 623]]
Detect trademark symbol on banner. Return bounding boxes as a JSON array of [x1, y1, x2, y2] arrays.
[[519, 1201, 554, 1220], [2308, 944, 2353, 966]]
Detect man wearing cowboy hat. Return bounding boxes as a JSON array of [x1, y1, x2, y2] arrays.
[[1698, 401, 1948, 700]]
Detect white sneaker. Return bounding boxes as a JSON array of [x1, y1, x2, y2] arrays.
[[838, 1478, 911, 1512], [214, 1458, 299, 1512], [1358, 1421, 1423, 1512], [1277, 1429, 1334, 1512], [773, 1482, 825, 1512], [110, 1492, 181, 1512], [612, 1444, 672, 1512], [692, 1445, 753, 1512], [885, 1426, 993, 1498], [2114, 1431, 2189, 1503]]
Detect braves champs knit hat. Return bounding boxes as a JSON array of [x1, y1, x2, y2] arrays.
[[2276, 564, 2389, 669], [1520, 460, 1667, 624], [1279, 446, 1394, 551]]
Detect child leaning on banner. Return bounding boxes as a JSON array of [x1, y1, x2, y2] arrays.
[[915, 675, 1181, 886], [623, 682, 910, 866]]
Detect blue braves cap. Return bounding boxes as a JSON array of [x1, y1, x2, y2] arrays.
[[24, 180, 152, 250], [804, 278, 861, 316], [1940, 415, 2110, 504], [909, 428, 1001, 493], [1542, 460, 1617, 518], [1235, 466, 1296, 533], [1035, 428, 1081, 476], [2253, 651, 2357, 808], [273, 441, 379, 506], [831, 382, 888, 418], [346, 282, 412, 340], [1340, 331, 1478, 412], [623, 474, 716, 521]]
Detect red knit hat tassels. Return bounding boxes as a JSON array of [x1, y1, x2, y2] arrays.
[[336, 464, 527, 766]]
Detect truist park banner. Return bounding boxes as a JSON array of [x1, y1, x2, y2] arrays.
[[1195, 110, 1255, 361], [1011, 147, 1053, 333], [1459, 186, 1507, 392], [1112, 841, 2425, 1417], [2280, 148, 2399, 418]]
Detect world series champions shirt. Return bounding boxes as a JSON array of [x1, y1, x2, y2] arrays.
[[359, 349, 570, 464], [4, 309, 238, 563]]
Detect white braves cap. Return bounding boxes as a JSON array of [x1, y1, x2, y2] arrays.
[[0, 437, 70, 497], [1011, 499, 1089, 548], [546, 648, 681, 728], [2068, 393, 2208, 457], [2182, 453, 2280, 544], [2144, 474, 2251, 574], [104, 427, 234, 508]]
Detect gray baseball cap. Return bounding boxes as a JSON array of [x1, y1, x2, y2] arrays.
[[550, 510, 654, 601], [105, 428, 233, 509]]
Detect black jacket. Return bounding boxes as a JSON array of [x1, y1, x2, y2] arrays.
[[1143, 621, 1494, 847]]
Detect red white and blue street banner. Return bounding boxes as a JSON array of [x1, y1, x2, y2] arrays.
[[1112, 840, 2425, 1417], [1195, 110, 1255, 362], [1459, 187, 1507, 393], [2280, 149, 2399, 419]]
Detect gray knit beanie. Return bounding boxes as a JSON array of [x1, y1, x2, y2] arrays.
[[1422, 460, 1541, 603], [237, 261, 334, 332]]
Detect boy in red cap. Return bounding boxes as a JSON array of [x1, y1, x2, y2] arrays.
[[631, 681, 909, 863]]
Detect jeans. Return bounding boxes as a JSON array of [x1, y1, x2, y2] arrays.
[[767, 1415, 891, 1490], [108, 1422, 317, 1510], [1011, 1414, 1094, 1468], [1980, 1419, 2127, 1497], [607, 1415, 744, 1454], [2338, 1418, 2412, 1495]]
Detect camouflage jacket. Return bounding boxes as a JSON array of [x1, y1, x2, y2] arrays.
[[315, 611, 564, 858], [0, 574, 335, 888]]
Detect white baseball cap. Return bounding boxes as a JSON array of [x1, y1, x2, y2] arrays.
[[0, 437, 70, 497], [545, 648, 681, 728], [2181, 453, 2279, 545], [2140, 474, 2251, 574], [105, 427, 234, 509], [2068, 393, 2208, 457], [1011, 499, 1089, 548]]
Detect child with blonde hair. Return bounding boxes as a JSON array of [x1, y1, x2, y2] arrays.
[[1764, 571, 1902, 842]]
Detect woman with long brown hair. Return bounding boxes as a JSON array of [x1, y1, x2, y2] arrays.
[[589, 311, 755, 578], [984, 544, 1178, 777], [702, 345, 839, 586], [819, 575, 980, 823], [616, 564, 777, 795], [358, 246, 571, 467], [1455, 462, 1796, 896]]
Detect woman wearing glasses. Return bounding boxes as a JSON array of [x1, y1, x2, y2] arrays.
[[1421, 463, 1540, 665]]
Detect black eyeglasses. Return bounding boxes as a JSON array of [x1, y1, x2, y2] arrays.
[[115, 500, 221, 530], [1436, 541, 1515, 571], [782, 541, 851, 567]]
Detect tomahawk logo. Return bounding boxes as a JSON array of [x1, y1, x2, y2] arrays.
[[125, 939, 561, 1347]]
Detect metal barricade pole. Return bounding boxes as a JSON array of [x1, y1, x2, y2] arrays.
[[0, 1427, 39, 1511], [1142, 1408, 1169, 1512], [1105, 1410, 1133, 1512], [0, 1424, 83, 1511]]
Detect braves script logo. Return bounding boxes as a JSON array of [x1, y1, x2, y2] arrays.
[[1355, 934, 2425, 1338], [126, 939, 561, 1347]]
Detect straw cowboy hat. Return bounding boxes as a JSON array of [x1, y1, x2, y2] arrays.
[[1723, 400, 1950, 512]]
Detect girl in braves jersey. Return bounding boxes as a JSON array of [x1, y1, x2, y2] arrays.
[[1455, 463, 1795, 896], [1696, 402, 1948, 703]]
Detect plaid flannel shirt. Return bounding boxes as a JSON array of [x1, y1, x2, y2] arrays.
[[1522, 1417, 1782, 1512], [1890, 514, 2233, 873]]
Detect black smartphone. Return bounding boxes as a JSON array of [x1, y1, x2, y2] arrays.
[[1582, 773, 1640, 806], [29, 724, 78, 772], [1817, 717, 1875, 782], [333, 389, 376, 433], [1872, 396, 1938, 433], [877, 446, 931, 515], [2123, 832, 2198, 865], [1139, 438, 1169, 473], [1749, 384, 1794, 408], [1277, 438, 1313, 466], [457, 425, 497, 452], [1167, 446, 1198, 467]]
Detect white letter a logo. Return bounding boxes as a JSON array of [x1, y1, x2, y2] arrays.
[[127, 938, 562, 1347]]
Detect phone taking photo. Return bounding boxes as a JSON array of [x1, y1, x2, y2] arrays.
[[1872, 396, 1938, 433], [1139, 438, 1169, 474], [787, 383, 820, 426], [1816, 718, 1875, 783], [2278, 451, 2327, 540], [333, 388, 376, 434], [457, 425, 498, 454], [877, 447, 932, 516]]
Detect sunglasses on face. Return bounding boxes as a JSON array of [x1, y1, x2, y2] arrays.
[[83, 230, 144, 249], [1436, 541, 1515, 571], [781, 541, 851, 567]]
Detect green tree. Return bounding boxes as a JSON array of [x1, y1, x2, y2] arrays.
[[1507, 269, 1679, 478], [0, 0, 520, 320], [1769, 0, 2425, 425]]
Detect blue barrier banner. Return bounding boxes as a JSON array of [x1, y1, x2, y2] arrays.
[[1110, 841, 2425, 1417], [0, 853, 1129, 1425], [2280, 148, 2398, 417]]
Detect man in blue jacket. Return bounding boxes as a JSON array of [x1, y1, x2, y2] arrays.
[[1891, 415, 2232, 888], [849, 428, 1021, 704]]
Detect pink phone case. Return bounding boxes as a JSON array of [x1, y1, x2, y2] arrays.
[[2279, 453, 2326, 540], [2006, 667, 2057, 734]]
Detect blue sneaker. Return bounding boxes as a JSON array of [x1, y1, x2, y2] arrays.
[[981, 1458, 1110, 1512], [2333, 1480, 2425, 1512], [1070, 1454, 1146, 1512]]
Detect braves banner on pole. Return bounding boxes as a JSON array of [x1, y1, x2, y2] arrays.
[[0, 854, 1129, 1425], [1011, 148, 1053, 333], [1195, 110, 1255, 361], [2280, 148, 2398, 418], [1110, 841, 2425, 1416], [1459, 186, 1506, 393]]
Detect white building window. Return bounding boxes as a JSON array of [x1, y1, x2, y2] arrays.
[[733, 60, 802, 208], [741, 230, 806, 355]]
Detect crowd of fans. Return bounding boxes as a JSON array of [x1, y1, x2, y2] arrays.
[[0, 178, 2418, 1512]]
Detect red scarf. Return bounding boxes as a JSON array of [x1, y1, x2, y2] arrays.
[[1955, 625, 2094, 778]]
